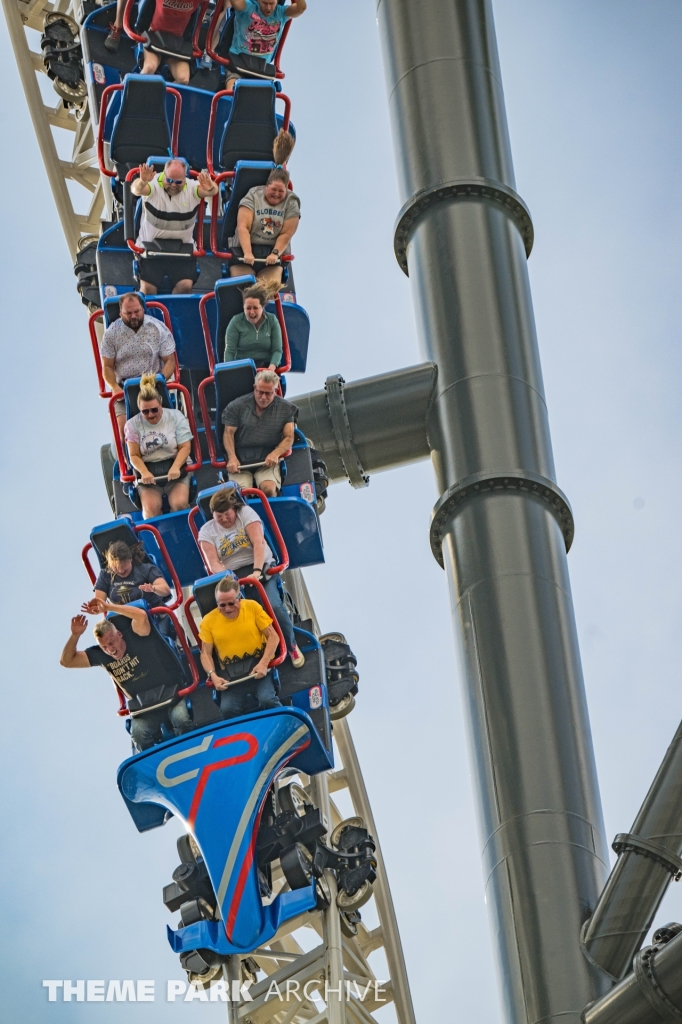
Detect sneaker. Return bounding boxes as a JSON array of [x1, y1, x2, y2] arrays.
[[104, 24, 121, 53], [289, 645, 305, 669]]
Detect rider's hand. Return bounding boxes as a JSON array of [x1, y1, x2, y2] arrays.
[[70, 614, 88, 636], [139, 162, 155, 183], [140, 470, 156, 486], [81, 598, 106, 616], [138, 583, 155, 593], [264, 452, 279, 468], [265, 252, 279, 265], [227, 457, 240, 474], [242, 252, 255, 266], [253, 661, 269, 679], [212, 674, 230, 690], [198, 169, 216, 193], [167, 466, 181, 481]]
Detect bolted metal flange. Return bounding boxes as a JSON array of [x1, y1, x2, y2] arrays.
[[430, 471, 574, 567], [393, 177, 534, 276]]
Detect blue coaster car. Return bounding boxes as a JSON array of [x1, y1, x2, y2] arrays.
[[118, 706, 333, 954]]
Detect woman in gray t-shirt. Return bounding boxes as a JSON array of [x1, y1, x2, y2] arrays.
[[230, 130, 300, 297]]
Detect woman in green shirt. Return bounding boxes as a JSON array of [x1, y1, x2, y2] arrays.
[[224, 284, 283, 371]]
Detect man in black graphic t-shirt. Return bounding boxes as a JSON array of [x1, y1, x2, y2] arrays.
[[60, 600, 191, 751]]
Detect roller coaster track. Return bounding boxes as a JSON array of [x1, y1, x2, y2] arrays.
[[2, 2, 417, 1022]]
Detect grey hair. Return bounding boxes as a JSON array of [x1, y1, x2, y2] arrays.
[[255, 370, 279, 388], [214, 576, 240, 601], [93, 619, 116, 639]]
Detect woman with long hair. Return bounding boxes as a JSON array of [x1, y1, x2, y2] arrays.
[[229, 131, 299, 296], [224, 283, 283, 369]]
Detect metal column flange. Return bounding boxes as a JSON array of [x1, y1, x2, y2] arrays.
[[324, 375, 369, 489], [393, 177, 534, 276], [633, 945, 682, 1024], [430, 471, 574, 567], [612, 833, 682, 880]]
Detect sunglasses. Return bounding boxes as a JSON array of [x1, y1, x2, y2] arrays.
[[165, 177, 185, 185], [140, 407, 160, 416], [218, 597, 241, 608]]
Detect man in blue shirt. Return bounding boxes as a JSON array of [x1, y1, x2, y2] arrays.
[[226, 0, 307, 82]]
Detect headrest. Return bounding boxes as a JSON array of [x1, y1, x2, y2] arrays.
[[193, 570, 239, 618]]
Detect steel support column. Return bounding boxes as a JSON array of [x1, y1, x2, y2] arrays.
[[375, 2, 610, 1022]]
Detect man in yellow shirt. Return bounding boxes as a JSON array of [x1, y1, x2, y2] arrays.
[[199, 575, 281, 718]]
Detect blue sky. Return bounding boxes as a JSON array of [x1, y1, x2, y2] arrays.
[[2, 1, 682, 1021]]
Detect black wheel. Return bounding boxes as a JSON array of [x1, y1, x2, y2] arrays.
[[278, 782, 310, 817], [331, 817, 366, 849], [340, 910, 362, 938], [179, 898, 214, 927], [319, 632, 347, 645], [280, 843, 313, 890], [329, 693, 355, 720], [177, 833, 201, 864], [336, 880, 373, 912]]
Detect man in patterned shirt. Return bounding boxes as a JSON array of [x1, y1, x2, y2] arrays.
[[100, 292, 176, 437]]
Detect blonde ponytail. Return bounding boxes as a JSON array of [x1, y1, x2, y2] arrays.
[[137, 373, 162, 406]]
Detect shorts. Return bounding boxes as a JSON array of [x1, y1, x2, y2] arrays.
[[137, 255, 199, 291], [226, 52, 277, 82], [144, 31, 193, 60], [114, 397, 126, 417], [230, 244, 282, 277], [138, 474, 190, 497], [228, 464, 281, 491]]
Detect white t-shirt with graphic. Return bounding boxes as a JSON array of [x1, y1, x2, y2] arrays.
[[236, 186, 301, 247], [197, 506, 273, 571], [124, 407, 193, 463]]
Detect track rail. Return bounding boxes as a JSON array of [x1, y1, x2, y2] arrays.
[[2, 1, 417, 1020]]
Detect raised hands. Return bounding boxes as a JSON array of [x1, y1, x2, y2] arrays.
[[139, 163, 156, 184], [197, 169, 217, 196], [70, 614, 88, 637]]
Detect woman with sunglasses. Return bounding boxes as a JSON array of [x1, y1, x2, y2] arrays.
[[124, 373, 193, 519]]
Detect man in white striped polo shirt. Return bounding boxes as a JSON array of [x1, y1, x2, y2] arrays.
[[131, 158, 218, 295]]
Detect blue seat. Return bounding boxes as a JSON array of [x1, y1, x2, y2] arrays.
[[123, 373, 173, 421], [196, 481, 324, 569], [267, 299, 309, 373], [132, 509, 207, 588], [204, 275, 256, 366], [211, 81, 279, 173], [173, 85, 223, 171], [214, 358, 257, 423], [82, 3, 137, 113], [97, 220, 137, 298], [102, 293, 166, 327], [108, 75, 173, 179], [154, 294, 208, 371], [216, 160, 273, 254], [89, 520, 178, 598], [202, 277, 309, 374]]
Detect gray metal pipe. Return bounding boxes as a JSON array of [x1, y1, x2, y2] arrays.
[[375, 2, 610, 1022], [583, 926, 682, 1024], [292, 362, 436, 484], [582, 720, 682, 981]]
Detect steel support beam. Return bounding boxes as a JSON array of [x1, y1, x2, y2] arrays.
[[293, 363, 436, 484], [375, 2, 610, 1022], [582, 718, 682, 981]]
